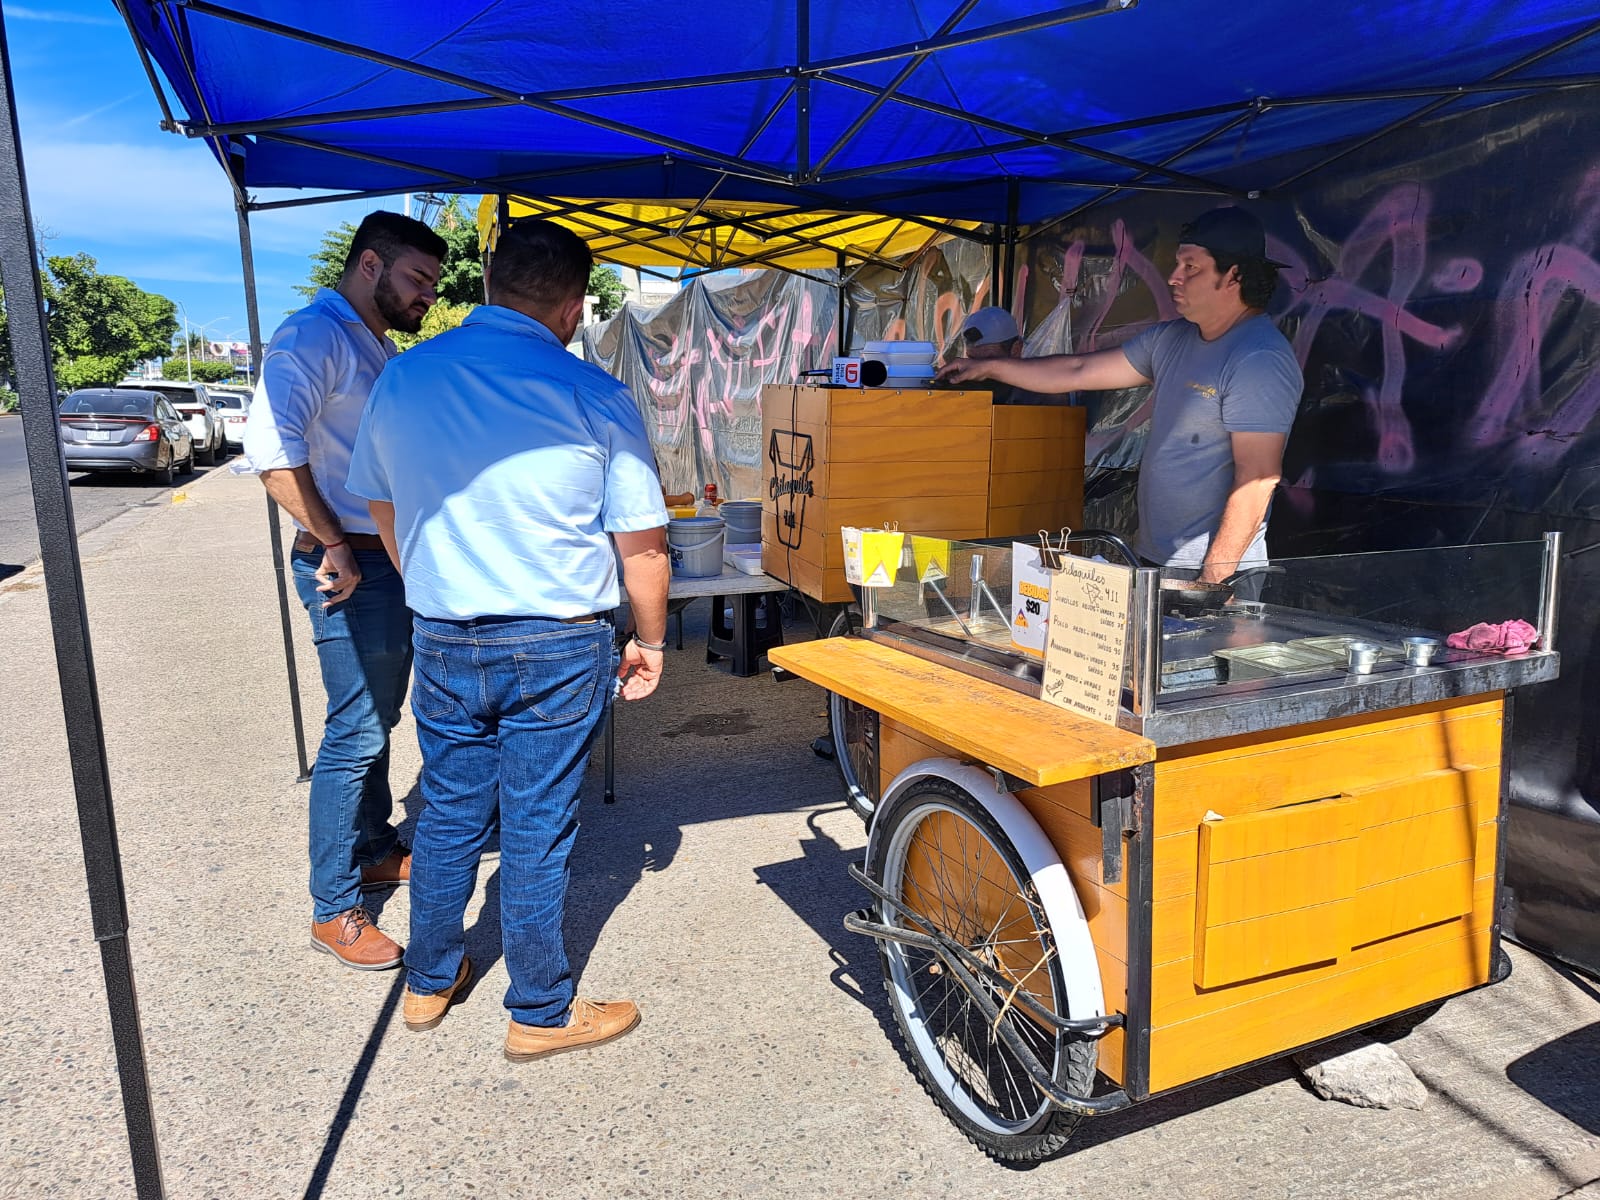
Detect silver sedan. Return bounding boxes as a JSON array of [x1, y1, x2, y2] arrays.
[[59, 388, 194, 485]]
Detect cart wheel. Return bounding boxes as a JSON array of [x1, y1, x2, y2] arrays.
[[869, 776, 1095, 1162], [825, 605, 878, 822]]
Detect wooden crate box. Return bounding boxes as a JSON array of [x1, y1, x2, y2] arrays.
[[760, 386, 1086, 604]]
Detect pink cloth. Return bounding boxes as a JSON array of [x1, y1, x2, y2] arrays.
[[1446, 619, 1540, 655]]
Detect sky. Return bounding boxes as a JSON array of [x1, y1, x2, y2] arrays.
[[5, 2, 440, 345]]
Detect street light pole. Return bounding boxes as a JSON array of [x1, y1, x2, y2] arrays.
[[174, 304, 230, 381]]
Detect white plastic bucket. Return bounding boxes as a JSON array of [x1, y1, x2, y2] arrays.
[[720, 500, 762, 545], [668, 516, 724, 577]]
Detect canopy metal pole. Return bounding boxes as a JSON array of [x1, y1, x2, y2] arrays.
[[837, 251, 848, 356], [0, 13, 165, 1197], [236, 202, 312, 781], [1001, 179, 1019, 311]]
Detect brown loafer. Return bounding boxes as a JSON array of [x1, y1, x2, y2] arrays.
[[505, 997, 640, 1062], [404, 955, 473, 1032], [360, 845, 411, 889], [310, 906, 403, 971]]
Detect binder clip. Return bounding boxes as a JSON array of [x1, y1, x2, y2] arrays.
[[1037, 526, 1073, 571]]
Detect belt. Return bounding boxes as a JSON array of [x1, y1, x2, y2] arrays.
[[293, 531, 386, 553]]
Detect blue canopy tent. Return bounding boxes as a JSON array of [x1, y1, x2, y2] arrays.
[[4, 3, 1600, 1194]]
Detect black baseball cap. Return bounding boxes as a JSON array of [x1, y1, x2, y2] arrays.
[[1179, 207, 1288, 269]]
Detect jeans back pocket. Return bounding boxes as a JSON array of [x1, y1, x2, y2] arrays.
[[413, 646, 457, 719], [513, 638, 602, 724]]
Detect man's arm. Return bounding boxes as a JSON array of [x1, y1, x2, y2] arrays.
[[368, 500, 400, 572], [614, 526, 669, 701], [1200, 432, 1286, 583], [936, 346, 1150, 393], [260, 466, 362, 604]]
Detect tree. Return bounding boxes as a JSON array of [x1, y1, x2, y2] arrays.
[[588, 265, 627, 322], [162, 359, 235, 383], [390, 299, 470, 351], [433, 198, 483, 306], [41, 254, 178, 388], [293, 221, 357, 303]]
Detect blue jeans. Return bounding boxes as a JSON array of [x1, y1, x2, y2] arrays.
[[291, 547, 412, 923], [405, 615, 615, 1024]]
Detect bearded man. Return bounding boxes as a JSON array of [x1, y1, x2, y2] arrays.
[[245, 211, 445, 970]]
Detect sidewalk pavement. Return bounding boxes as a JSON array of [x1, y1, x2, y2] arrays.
[[2, 464, 1598, 1200]]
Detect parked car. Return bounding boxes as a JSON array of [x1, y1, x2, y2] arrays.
[[59, 389, 194, 484], [117, 380, 228, 464], [207, 384, 254, 450]]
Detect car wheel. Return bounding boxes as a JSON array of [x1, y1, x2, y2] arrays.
[[156, 452, 175, 487], [198, 438, 216, 466]]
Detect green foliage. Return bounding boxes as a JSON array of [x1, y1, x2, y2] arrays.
[[294, 221, 357, 303], [588, 265, 627, 322], [162, 359, 236, 383], [54, 355, 131, 390], [0, 385, 17, 413], [5, 254, 180, 389], [391, 299, 471, 351], [433, 198, 484, 307]]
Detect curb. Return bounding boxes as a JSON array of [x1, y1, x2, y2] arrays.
[[0, 460, 241, 601]]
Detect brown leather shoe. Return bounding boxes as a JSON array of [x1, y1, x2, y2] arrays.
[[310, 906, 403, 970], [404, 955, 473, 1032], [504, 998, 640, 1062], [360, 845, 411, 888]]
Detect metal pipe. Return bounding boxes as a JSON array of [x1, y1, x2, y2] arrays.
[[803, 0, 1134, 74], [1539, 531, 1562, 653], [1132, 567, 1161, 718], [236, 203, 313, 781], [0, 17, 165, 1197]]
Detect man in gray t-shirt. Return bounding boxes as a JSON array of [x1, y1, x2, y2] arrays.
[[938, 207, 1303, 582]]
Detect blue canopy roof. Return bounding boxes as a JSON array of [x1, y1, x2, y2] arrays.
[[121, 1, 1600, 226]]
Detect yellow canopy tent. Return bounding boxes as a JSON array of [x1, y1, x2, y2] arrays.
[[475, 194, 981, 279]]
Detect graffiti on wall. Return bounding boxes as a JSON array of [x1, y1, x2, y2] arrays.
[[1031, 166, 1600, 518]]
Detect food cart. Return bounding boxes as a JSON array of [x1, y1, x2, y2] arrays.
[[769, 532, 1561, 1161]]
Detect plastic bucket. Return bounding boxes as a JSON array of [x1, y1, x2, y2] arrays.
[[720, 500, 762, 545], [668, 516, 724, 577]]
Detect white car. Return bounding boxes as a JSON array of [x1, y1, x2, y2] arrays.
[[116, 380, 227, 465], [207, 385, 254, 450]]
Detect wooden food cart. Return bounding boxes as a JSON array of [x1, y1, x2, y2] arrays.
[[769, 534, 1561, 1162], [760, 383, 1084, 811]]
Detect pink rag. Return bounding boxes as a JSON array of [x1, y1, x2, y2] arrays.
[[1446, 619, 1540, 656]]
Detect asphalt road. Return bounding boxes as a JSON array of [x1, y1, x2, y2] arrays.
[[0, 411, 236, 580]]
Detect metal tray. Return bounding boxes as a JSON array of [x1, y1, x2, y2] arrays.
[[1288, 635, 1405, 663], [1215, 642, 1341, 680]]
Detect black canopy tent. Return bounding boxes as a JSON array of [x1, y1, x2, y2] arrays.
[[6, 2, 1600, 1194]]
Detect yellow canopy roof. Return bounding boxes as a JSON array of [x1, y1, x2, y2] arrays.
[[476, 195, 980, 276]]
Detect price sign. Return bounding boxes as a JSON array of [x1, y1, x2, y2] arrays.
[[1040, 555, 1133, 726]]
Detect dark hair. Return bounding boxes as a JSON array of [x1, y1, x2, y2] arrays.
[[1208, 249, 1279, 309], [488, 218, 593, 309], [343, 211, 447, 274]]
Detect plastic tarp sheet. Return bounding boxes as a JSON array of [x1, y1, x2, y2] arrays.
[[124, 2, 1600, 226], [582, 269, 840, 502]]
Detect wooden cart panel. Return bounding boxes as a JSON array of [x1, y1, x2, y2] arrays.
[[759, 387, 1084, 604], [1144, 695, 1504, 1093]]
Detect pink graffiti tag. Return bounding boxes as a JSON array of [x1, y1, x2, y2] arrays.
[[1282, 183, 1469, 474], [1470, 243, 1600, 465]]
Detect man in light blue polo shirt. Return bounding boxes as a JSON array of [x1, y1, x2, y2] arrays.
[[347, 218, 670, 1059]]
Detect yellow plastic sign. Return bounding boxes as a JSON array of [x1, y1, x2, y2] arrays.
[[842, 526, 906, 587]]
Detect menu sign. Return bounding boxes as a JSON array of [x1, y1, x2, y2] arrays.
[[1041, 555, 1133, 726]]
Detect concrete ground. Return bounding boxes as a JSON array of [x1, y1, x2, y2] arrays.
[[2, 464, 1598, 1200]]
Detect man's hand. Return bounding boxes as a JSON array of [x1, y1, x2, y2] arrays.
[[315, 541, 362, 606], [616, 639, 663, 700], [1197, 560, 1233, 586], [936, 357, 999, 386]]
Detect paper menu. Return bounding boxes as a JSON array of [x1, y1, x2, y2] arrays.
[[1040, 555, 1133, 726], [1009, 541, 1052, 658]]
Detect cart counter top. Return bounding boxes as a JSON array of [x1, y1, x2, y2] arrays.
[[769, 636, 1155, 787]]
